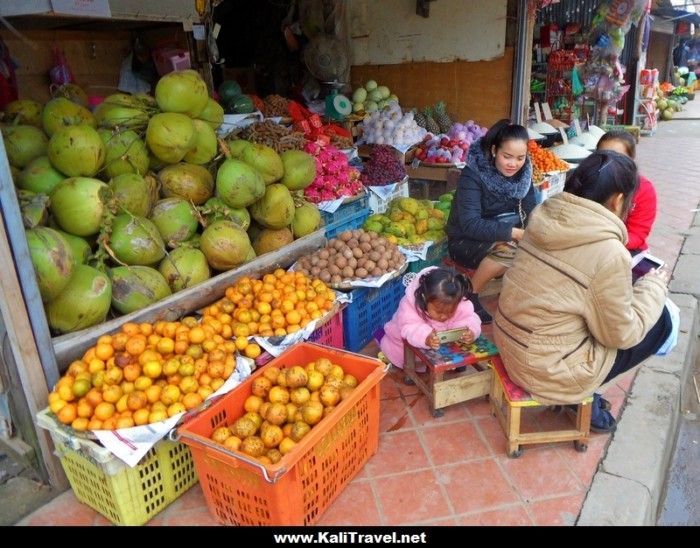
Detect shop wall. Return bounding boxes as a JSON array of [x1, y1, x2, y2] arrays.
[[1, 26, 189, 103], [348, 0, 506, 64], [348, 0, 512, 125], [351, 48, 514, 127], [647, 31, 674, 81]]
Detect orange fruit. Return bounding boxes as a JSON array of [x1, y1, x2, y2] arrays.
[[244, 343, 262, 360], [56, 403, 78, 425], [188, 327, 206, 344], [133, 408, 150, 426], [182, 392, 203, 410], [234, 336, 249, 351], [94, 343, 114, 361]]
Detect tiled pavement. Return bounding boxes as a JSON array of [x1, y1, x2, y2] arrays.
[[19, 100, 700, 526]]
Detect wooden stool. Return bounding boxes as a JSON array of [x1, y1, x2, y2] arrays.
[[489, 355, 592, 458], [442, 257, 502, 297], [403, 336, 496, 417]]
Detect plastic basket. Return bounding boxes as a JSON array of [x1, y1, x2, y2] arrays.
[[255, 309, 344, 367], [342, 276, 405, 352], [407, 240, 448, 274], [36, 408, 197, 525], [322, 193, 370, 239], [533, 171, 566, 204], [177, 342, 385, 526]]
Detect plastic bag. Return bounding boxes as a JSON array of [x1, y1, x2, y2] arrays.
[[49, 43, 74, 87], [572, 66, 584, 96]]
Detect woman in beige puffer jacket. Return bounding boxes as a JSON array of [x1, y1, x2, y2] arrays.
[[494, 151, 672, 432]]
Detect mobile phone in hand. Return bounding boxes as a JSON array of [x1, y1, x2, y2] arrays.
[[631, 252, 664, 283]]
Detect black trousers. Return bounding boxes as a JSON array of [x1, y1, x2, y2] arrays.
[[603, 305, 673, 384]]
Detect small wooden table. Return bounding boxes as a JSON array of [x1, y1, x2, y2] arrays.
[[403, 336, 497, 417]]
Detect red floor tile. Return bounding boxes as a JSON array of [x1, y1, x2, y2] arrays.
[[437, 459, 519, 514], [373, 469, 452, 525], [317, 480, 381, 525], [527, 492, 587, 525], [19, 492, 98, 526], [456, 503, 533, 525], [409, 394, 471, 426], [380, 375, 403, 400], [555, 435, 609, 488], [474, 415, 509, 456], [499, 447, 584, 500], [378, 396, 414, 433], [162, 505, 221, 526], [463, 395, 493, 418], [365, 430, 431, 477], [420, 419, 491, 465]]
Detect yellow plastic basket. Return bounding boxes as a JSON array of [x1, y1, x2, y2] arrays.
[[37, 408, 197, 526]]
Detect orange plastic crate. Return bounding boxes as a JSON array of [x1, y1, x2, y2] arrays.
[[177, 342, 385, 525]]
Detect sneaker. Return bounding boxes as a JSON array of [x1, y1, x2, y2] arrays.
[[590, 402, 617, 434], [469, 294, 493, 324], [594, 393, 611, 411]]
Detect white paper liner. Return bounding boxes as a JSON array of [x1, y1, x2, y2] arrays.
[[399, 241, 434, 262], [217, 112, 264, 136], [92, 355, 253, 467]]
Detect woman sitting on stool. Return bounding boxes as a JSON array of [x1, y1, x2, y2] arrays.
[[445, 119, 536, 323]]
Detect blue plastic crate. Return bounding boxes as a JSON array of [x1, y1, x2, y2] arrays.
[[407, 240, 448, 274], [342, 276, 405, 352], [321, 194, 370, 239]]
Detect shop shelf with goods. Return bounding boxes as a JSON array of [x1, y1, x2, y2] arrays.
[[545, 48, 588, 123], [634, 68, 660, 136], [0, 4, 207, 489], [177, 342, 386, 526]]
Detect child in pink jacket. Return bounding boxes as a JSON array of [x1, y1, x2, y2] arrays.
[[378, 267, 482, 370]]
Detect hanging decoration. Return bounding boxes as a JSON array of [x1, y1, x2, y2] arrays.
[[578, 0, 650, 124]]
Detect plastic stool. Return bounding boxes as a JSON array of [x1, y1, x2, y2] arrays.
[[489, 355, 592, 458]]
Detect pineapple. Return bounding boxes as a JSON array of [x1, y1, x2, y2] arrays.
[[413, 109, 427, 129], [434, 101, 453, 134], [422, 106, 440, 134]]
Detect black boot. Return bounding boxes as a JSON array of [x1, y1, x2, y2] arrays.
[[469, 293, 492, 324]]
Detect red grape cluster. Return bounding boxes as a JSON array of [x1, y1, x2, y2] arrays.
[[360, 145, 407, 186]]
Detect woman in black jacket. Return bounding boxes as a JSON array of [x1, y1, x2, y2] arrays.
[[446, 119, 536, 322]]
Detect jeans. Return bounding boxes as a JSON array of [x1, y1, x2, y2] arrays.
[[603, 305, 673, 384]]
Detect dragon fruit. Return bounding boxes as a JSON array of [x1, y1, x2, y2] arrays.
[[303, 143, 363, 203]]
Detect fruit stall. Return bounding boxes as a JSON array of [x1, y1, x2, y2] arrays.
[[0, 1, 583, 526]]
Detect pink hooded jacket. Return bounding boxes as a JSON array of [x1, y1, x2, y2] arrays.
[[379, 267, 482, 368]]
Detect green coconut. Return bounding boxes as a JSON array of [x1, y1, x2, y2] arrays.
[[99, 128, 150, 178], [146, 112, 196, 164], [108, 173, 158, 217], [48, 125, 105, 177], [202, 197, 251, 229], [149, 198, 199, 248], [200, 220, 254, 271], [26, 227, 76, 302], [249, 184, 295, 229], [50, 177, 107, 237], [215, 158, 265, 208], [228, 139, 252, 159], [17, 156, 65, 194], [155, 69, 209, 118], [46, 265, 112, 334], [109, 214, 166, 266], [280, 150, 317, 190], [197, 98, 224, 130], [42, 97, 95, 137], [158, 162, 214, 204], [253, 227, 294, 256], [5, 99, 43, 127], [183, 119, 218, 165], [240, 143, 284, 184], [291, 202, 322, 238], [94, 93, 151, 129], [18, 190, 49, 228], [2, 125, 48, 168], [56, 230, 92, 264], [109, 265, 172, 314], [158, 247, 211, 292]]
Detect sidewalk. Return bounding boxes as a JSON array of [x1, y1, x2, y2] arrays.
[[18, 101, 700, 526]]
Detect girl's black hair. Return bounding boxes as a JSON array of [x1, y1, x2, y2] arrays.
[[480, 118, 530, 155], [596, 130, 636, 159], [414, 268, 472, 317], [564, 150, 639, 218]]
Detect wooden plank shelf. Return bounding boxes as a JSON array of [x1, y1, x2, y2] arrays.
[[52, 229, 326, 368]]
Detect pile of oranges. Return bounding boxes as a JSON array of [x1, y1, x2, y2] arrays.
[[48, 318, 238, 431], [202, 269, 336, 353], [209, 358, 357, 464]]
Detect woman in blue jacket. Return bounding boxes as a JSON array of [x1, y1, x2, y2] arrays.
[[446, 119, 536, 323]]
